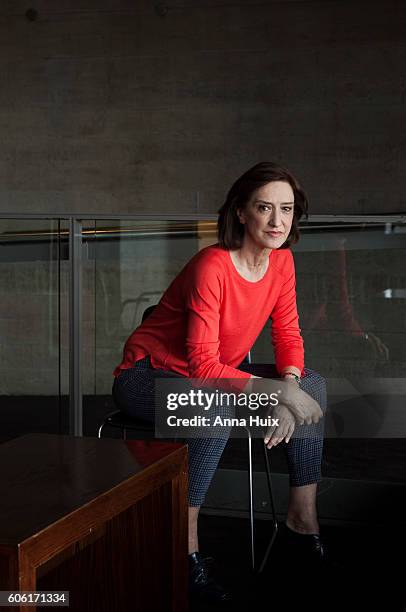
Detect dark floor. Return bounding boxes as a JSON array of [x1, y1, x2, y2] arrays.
[[192, 514, 406, 612]]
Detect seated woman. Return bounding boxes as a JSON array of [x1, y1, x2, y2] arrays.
[[113, 161, 326, 603]]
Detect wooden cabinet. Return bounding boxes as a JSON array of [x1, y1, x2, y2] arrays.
[[0, 434, 188, 612]]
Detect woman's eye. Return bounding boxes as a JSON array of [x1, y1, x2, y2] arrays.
[[282, 207, 293, 213], [259, 205, 270, 213]]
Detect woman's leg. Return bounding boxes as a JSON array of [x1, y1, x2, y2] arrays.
[[113, 357, 234, 552], [188, 506, 200, 553], [284, 368, 326, 533], [239, 363, 327, 534]]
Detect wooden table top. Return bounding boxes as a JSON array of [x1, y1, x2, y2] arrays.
[[0, 433, 185, 545]]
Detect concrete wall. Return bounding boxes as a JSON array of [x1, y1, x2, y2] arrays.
[[1, 0, 405, 216]]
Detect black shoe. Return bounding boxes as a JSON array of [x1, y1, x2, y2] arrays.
[[283, 524, 344, 574], [189, 552, 232, 603], [284, 524, 326, 563]]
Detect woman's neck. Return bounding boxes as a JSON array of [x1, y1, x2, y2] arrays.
[[234, 244, 271, 270], [229, 244, 271, 283]]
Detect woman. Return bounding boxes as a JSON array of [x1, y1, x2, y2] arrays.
[[113, 161, 326, 603]]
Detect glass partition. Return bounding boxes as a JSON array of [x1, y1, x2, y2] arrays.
[[250, 218, 406, 481], [84, 220, 210, 434], [252, 220, 406, 378], [94, 220, 200, 392], [89, 217, 406, 390], [0, 219, 69, 441], [89, 217, 406, 482]]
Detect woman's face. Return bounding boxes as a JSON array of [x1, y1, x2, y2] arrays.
[[237, 180, 295, 250]]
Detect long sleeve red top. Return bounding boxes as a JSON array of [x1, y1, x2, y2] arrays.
[[113, 244, 304, 383]]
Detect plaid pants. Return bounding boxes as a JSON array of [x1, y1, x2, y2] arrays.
[[113, 356, 327, 506]]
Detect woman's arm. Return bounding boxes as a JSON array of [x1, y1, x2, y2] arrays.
[[270, 251, 305, 377], [269, 254, 322, 426], [184, 259, 251, 390]]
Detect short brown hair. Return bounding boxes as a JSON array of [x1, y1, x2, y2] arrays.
[[217, 161, 309, 250]]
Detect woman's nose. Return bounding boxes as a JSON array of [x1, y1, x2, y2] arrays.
[[268, 209, 282, 227]]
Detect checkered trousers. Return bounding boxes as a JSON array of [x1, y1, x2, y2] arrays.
[[112, 356, 327, 507]]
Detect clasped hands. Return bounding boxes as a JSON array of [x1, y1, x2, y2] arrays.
[[264, 384, 323, 449]]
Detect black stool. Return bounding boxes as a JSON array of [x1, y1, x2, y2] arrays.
[[98, 410, 152, 440], [98, 405, 278, 573], [100, 305, 278, 572]]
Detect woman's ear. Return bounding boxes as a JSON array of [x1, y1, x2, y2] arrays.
[[236, 208, 246, 224]]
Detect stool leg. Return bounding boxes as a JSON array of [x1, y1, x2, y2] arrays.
[[258, 443, 279, 574], [246, 427, 255, 572]]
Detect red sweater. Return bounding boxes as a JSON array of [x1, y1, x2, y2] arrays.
[[113, 245, 304, 382]]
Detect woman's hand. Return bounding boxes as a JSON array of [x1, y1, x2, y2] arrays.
[[264, 404, 295, 448], [281, 381, 323, 425]]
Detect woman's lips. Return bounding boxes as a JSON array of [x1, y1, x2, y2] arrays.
[[266, 231, 283, 237]]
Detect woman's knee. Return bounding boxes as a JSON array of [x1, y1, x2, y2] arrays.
[[303, 368, 326, 386], [301, 369, 327, 412]]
